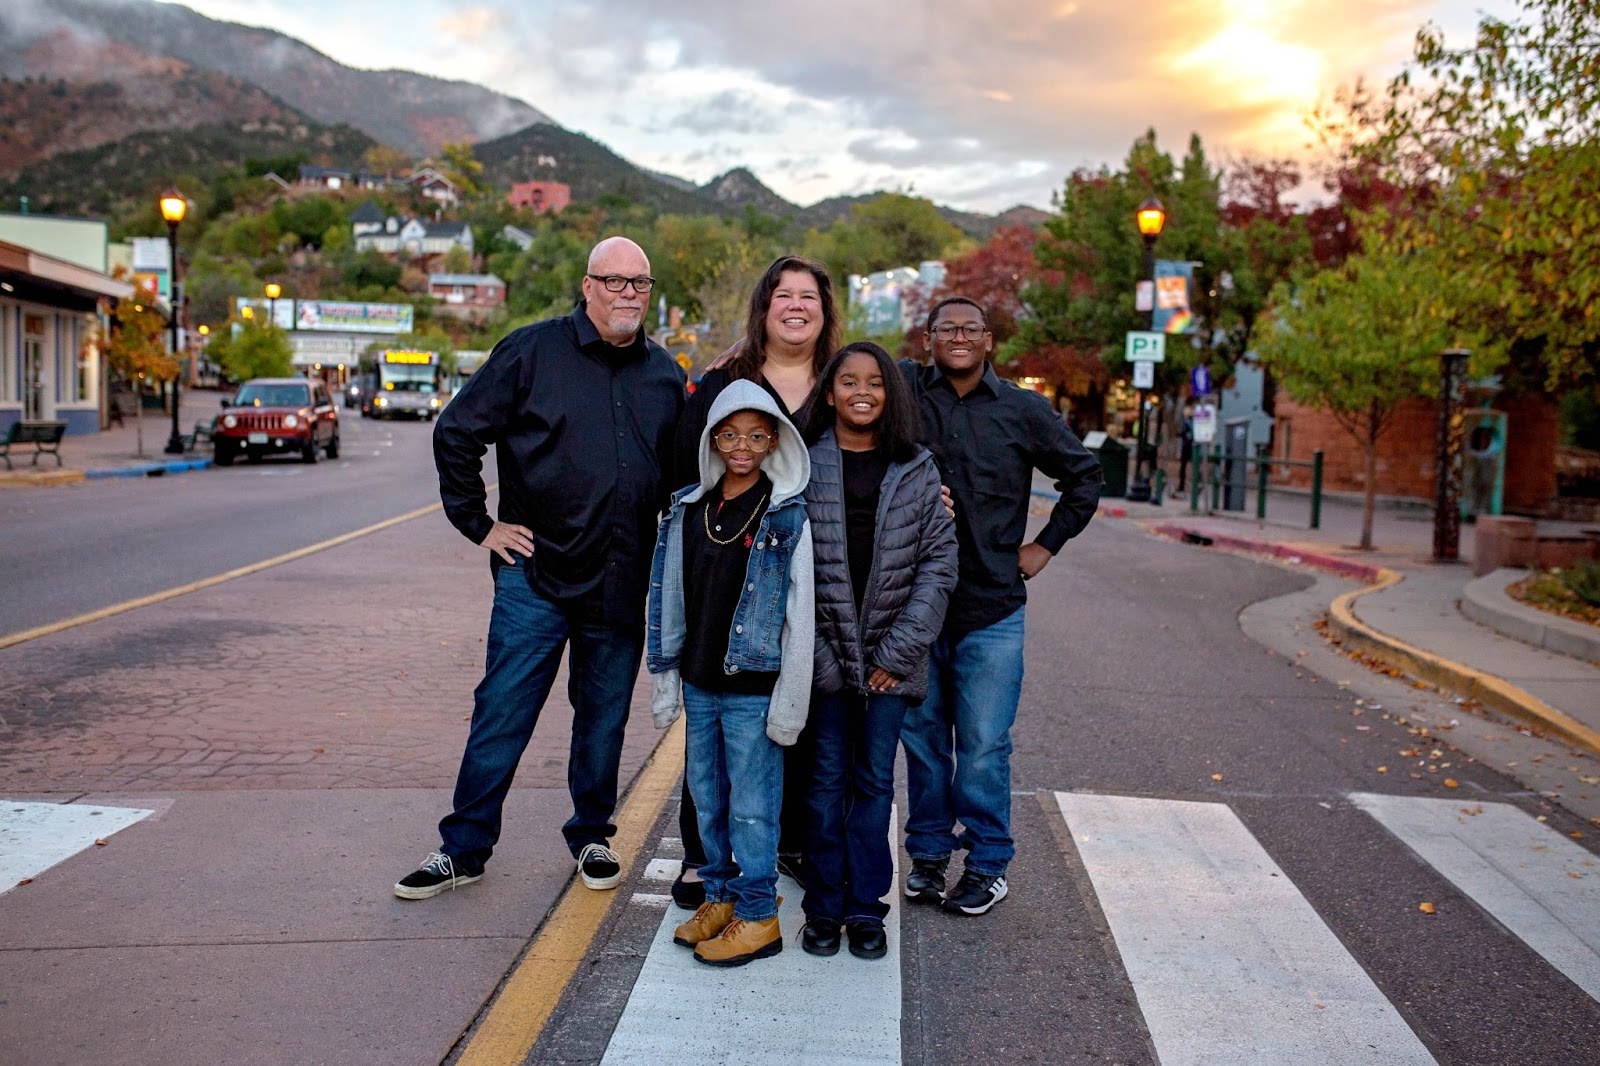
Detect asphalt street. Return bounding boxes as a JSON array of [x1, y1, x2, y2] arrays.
[[2, 467, 1596, 1064], [0, 412, 445, 635]]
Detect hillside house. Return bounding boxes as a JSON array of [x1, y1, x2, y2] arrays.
[[501, 225, 534, 251], [351, 200, 387, 238], [353, 214, 473, 259], [408, 168, 459, 208], [428, 273, 506, 321], [298, 165, 353, 190], [507, 181, 571, 214]]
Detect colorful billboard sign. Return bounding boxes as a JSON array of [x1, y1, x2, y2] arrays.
[[296, 300, 413, 334], [1153, 260, 1195, 334]]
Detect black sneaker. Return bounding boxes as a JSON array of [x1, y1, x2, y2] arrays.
[[846, 920, 888, 960], [941, 870, 1007, 916], [776, 851, 805, 882], [671, 865, 706, 910], [904, 857, 948, 904], [394, 851, 482, 900], [801, 917, 842, 957], [578, 842, 622, 890]]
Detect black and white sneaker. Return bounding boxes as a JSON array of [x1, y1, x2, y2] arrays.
[[904, 857, 948, 904], [941, 870, 1007, 916], [578, 842, 622, 890], [394, 851, 482, 900]]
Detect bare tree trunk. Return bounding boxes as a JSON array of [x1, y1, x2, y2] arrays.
[[134, 390, 145, 458], [1360, 398, 1379, 550]]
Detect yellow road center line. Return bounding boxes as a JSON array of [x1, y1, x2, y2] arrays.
[[456, 716, 685, 1066], [0, 492, 476, 650]]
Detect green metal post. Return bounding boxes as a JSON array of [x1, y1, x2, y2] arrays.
[[1256, 447, 1269, 520], [1153, 468, 1165, 506], [1310, 450, 1324, 530], [1189, 444, 1202, 512], [1210, 444, 1222, 512]]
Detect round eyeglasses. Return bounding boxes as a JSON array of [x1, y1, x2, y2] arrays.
[[713, 430, 773, 453]]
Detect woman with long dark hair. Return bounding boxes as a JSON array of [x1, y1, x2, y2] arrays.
[[669, 254, 841, 908]]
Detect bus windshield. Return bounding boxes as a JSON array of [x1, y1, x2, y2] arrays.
[[380, 364, 437, 393]]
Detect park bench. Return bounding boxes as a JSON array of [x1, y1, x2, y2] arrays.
[[0, 420, 68, 470], [181, 418, 216, 452]]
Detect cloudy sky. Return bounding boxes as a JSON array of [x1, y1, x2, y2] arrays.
[[178, 0, 1518, 212]]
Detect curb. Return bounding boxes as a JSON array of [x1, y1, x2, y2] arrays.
[[1154, 522, 1600, 758], [84, 458, 212, 479], [0, 469, 85, 488], [1461, 568, 1600, 664]]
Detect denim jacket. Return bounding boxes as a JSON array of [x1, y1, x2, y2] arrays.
[[646, 380, 814, 745]]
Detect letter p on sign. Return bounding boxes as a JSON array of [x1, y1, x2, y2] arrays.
[[1125, 331, 1166, 363]]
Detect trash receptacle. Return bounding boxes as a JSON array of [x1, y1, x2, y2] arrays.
[[1083, 431, 1128, 498]]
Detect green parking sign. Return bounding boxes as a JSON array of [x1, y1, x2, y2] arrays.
[[1125, 331, 1166, 363]]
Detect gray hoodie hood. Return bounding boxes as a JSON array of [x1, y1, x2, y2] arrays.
[[690, 378, 809, 505]]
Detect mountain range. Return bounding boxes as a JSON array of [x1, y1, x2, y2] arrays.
[[0, 0, 1047, 235]]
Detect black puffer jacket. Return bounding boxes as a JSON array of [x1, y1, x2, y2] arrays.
[[807, 431, 959, 700]]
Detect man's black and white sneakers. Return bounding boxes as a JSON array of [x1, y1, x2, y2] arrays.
[[578, 842, 622, 890], [394, 851, 483, 900], [904, 857, 949, 904], [941, 870, 1007, 916]]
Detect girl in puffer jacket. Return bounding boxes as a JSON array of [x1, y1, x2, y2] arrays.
[[798, 341, 958, 960]]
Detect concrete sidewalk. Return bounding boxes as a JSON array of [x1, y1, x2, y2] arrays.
[[0, 388, 233, 486], [1106, 485, 1600, 756]]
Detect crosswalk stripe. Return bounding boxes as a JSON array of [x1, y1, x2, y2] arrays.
[[0, 800, 153, 894], [1054, 792, 1436, 1066], [601, 813, 901, 1066], [1352, 792, 1600, 1001]]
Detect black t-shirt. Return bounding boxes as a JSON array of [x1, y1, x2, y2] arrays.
[[681, 473, 779, 695], [841, 447, 890, 609]]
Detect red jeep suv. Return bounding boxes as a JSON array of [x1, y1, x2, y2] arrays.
[[213, 378, 340, 466]]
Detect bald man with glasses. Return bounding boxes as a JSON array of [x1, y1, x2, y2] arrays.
[[396, 237, 685, 901]]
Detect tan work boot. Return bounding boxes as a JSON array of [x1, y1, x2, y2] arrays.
[[693, 916, 783, 966], [672, 901, 735, 947]]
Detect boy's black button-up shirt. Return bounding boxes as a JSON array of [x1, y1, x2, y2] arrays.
[[435, 304, 685, 629], [905, 360, 1103, 636]]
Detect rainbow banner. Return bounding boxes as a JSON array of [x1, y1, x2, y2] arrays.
[[1152, 260, 1195, 334]]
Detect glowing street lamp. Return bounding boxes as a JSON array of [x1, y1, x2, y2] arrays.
[[160, 190, 188, 455], [265, 281, 282, 325], [1128, 196, 1166, 500]]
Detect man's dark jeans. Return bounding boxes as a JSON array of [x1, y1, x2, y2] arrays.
[[803, 689, 911, 923], [440, 559, 643, 868]]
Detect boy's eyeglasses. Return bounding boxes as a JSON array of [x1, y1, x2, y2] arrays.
[[587, 274, 656, 293], [932, 323, 988, 341], [713, 430, 773, 452]]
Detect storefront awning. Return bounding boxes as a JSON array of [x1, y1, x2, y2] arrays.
[[0, 239, 134, 307]]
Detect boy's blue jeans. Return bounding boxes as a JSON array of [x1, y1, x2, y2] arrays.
[[900, 607, 1026, 876], [683, 681, 783, 921], [439, 560, 643, 869], [803, 690, 910, 924]]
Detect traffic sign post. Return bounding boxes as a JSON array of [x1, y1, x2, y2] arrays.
[[1126, 331, 1166, 363], [1132, 361, 1155, 389], [1191, 364, 1211, 396]]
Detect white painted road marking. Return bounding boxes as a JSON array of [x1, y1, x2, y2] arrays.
[[1055, 792, 1436, 1066], [0, 800, 153, 895], [601, 814, 901, 1066], [641, 857, 678, 882], [1352, 792, 1600, 1001]]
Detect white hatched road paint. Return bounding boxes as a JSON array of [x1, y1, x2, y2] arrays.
[[0, 799, 154, 895], [601, 812, 901, 1065], [1352, 792, 1600, 1001], [630, 892, 673, 906], [641, 857, 678, 882], [1055, 792, 1436, 1066]]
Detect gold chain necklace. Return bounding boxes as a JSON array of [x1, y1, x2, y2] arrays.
[[703, 493, 767, 546]]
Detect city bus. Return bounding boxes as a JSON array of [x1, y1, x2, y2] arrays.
[[360, 349, 443, 421]]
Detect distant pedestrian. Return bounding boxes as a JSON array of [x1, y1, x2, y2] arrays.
[[900, 297, 1102, 916], [668, 254, 841, 907], [799, 342, 957, 960], [649, 380, 814, 966], [395, 236, 684, 900]]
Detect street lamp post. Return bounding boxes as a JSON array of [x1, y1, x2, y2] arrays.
[[1128, 196, 1166, 501], [160, 190, 187, 455], [265, 282, 281, 326]]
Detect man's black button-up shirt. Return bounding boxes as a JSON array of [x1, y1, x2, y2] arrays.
[[435, 304, 685, 629], [905, 360, 1103, 635]]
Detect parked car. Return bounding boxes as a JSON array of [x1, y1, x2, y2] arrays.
[[213, 378, 340, 466]]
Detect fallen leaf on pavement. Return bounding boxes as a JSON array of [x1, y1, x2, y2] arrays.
[[17, 878, 33, 886], [1211, 773, 1225, 782], [1377, 766, 1389, 773], [94, 838, 106, 846], [1573, 832, 1585, 840], [312, 747, 325, 754], [1419, 902, 1436, 914], [1443, 778, 1459, 788]]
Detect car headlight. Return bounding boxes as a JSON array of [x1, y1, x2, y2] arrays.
[[283, 414, 299, 428], [430, 397, 440, 408], [222, 414, 237, 428], [376, 397, 388, 407]]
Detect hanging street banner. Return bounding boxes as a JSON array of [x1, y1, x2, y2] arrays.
[[1191, 364, 1212, 395], [295, 300, 414, 334], [1153, 259, 1195, 335]]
